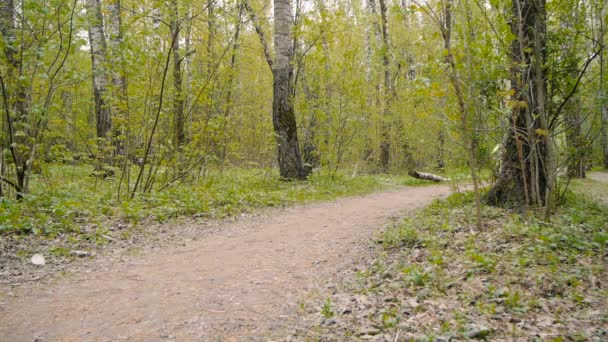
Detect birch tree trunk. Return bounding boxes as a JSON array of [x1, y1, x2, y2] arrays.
[[273, 0, 307, 179], [85, 0, 112, 145]]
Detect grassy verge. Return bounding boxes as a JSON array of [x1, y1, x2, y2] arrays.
[[293, 182, 608, 341], [1, 166, 394, 238]]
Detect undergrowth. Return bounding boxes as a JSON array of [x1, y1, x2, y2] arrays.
[[0, 165, 395, 237], [296, 183, 608, 341]]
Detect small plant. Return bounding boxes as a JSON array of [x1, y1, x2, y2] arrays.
[[380, 307, 399, 328], [321, 298, 335, 318], [403, 265, 429, 287], [49, 246, 70, 258], [468, 251, 497, 272]]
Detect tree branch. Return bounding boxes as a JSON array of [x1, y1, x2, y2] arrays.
[[549, 47, 602, 129], [242, 0, 273, 69]]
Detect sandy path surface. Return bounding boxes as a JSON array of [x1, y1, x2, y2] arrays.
[[0, 185, 452, 341], [588, 171, 608, 183]]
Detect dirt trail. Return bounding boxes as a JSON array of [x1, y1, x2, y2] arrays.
[[0, 185, 452, 341], [588, 171, 608, 183]]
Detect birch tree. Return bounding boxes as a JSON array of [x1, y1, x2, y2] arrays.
[[85, 0, 112, 150], [246, 0, 308, 179]]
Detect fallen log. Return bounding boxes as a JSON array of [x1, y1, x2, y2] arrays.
[[408, 170, 449, 182]]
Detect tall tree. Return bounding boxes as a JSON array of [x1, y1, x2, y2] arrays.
[[486, 0, 555, 213], [245, 0, 308, 179], [378, 0, 393, 172], [1, 0, 76, 197], [599, 1, 608, 168], [563, 5, 586, 179], [0, 0, 31, 196], [85, 0, 112, 147], [273, 0, 307, 179], [169, 0, 185, 147], [107, 0, 127, 155]]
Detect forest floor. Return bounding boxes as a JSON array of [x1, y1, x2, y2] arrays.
[[0, 184, 454, 341], [287, 173, 608, 341]]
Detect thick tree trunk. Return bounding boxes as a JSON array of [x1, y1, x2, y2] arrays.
[[85, 0, 112, 143], [273, 0, 307, 180], [170, 0, 185, 147], [273, 67, 307, 180], [486, 0, 555, 211]]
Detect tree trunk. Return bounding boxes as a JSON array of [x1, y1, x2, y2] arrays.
[[378, 0, 392, 172], [601, 4, 608, 169], [273, 0, 307, 180], [486, 0, 555, 212], [107, 0, 126, 156], [300, 66, 320, 172], [170, 0, 185, 147], [0, 0, 31, 197], [85, 0, 112, 144], [408, 170, 449, 182], [565, 102, 586, 178]]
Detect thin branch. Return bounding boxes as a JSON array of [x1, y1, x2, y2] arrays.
[[242, 0, 274, 69], [549, 47, 602, 129]]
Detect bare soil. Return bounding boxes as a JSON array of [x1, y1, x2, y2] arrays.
[[0, 185, 452, 341], [577, 172, 608, 203], [588, 171, 608, 183]]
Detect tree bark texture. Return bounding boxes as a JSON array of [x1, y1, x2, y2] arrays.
[[408, 170, 449, 182], [273, 0, 307, 180], [107, 0, 127, 155], [170, 0, 185, 147], [378, 0, 392, 172], [85, 0, 112, 142], [486, 0, 555, 210], [600, 4, 608, 169]]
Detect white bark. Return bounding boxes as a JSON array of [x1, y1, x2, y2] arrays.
[[85, 0, 112, 141], [274, 0, 292, 70]]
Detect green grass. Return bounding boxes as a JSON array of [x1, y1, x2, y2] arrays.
[[0, 164, 399, 237]]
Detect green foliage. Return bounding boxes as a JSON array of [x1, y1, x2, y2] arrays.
[[321, 298, 335, 318], [0, 165, 386, 236], [402, 265, 430, 287]]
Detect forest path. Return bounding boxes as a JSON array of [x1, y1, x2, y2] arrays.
[[588, 171, 608, 183], [0, 185, 452, 341]]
